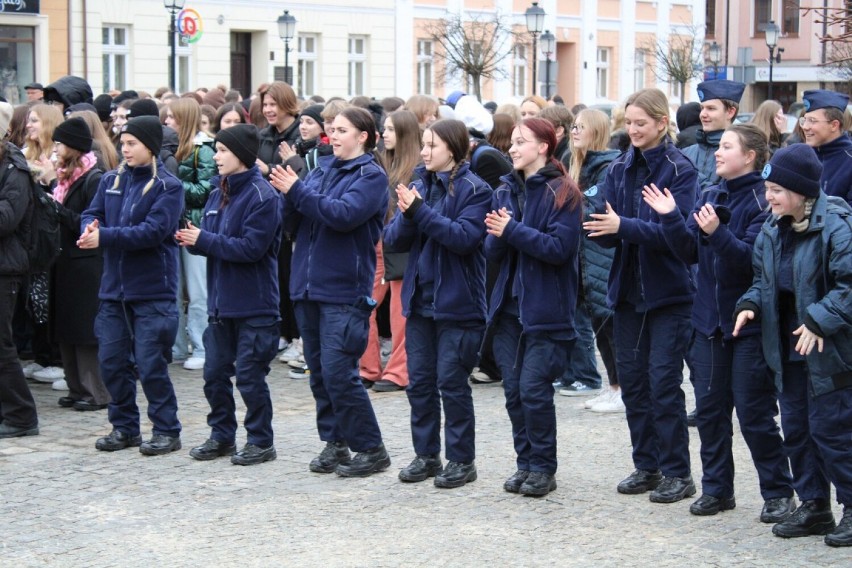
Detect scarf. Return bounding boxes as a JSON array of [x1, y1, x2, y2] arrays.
[[52, 152, 97, 204]]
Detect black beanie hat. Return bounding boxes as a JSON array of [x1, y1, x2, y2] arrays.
[[215, 124, 259, 168], [121, 116, 163, 156], [53, 117, 93, 153], [761, 143, 823, 199], [300, 105, 325, 129], [128, 98, 160, 118], [93, 94, 113, 122]]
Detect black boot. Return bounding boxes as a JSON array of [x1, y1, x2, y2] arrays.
[[617, 469, 662, 494], [434, 461, 477, 488], [825, 507, 852, 547], [398, 454, 443, 482], [309, 441, 351, 473], [503, 470, 530, 493], [761, 497, 797, 523], [772, 499, 836, 538], [689, 494, 736, 516], [649, 476, 696, 503], [519, 471, 557, 496], [335, 444, 390, 477]]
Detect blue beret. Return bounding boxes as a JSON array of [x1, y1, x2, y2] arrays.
[[696, 80, 745, 104], [803, 89, 849, 112]]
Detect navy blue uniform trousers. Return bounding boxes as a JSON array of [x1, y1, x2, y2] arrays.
[[95, 299, 180, 437], [405, 314, 481, 463], [614, 303, 691, 477], [295, 300, 383, 452], [492, 314, 572, 474], [781, 362, 852, 506], [691, 333, 793, 500], [202, 315, 279, 447]]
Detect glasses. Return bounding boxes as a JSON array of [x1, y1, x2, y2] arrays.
[[570, 124, 585, 132], [798, 117, 833, 127]]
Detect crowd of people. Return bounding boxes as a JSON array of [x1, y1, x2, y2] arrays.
[[0, 75, 850, 548]]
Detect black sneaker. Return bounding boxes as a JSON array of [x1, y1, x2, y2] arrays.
[[825, 507, 852, 547], [617, 469, 663, 494], [189, 438, 237, 461], [399, 454, 443, 482], [310, 441, 351, 473], [504, 469, 531, 493], [649, 475, 696, 503], [373, 379, 404, 392], [773, 500, 836, 538], [689, 494, 737, 516], [335, 444, 390, 477], [519, 471, 557, 496], [139, 434, 182, 456], [231, 444, 277, 466], [434, 461, 477, 488], [95, 429, 142, 452], [761, 497, 797, 523]]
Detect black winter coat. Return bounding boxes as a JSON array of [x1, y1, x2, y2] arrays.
[[0, 143, 33, 276], [49, 167, 103, 344]]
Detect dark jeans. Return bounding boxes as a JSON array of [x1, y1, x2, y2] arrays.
[[615, 303, 692, 478], [0, 276, 37, 428], [691, 333, 792, 500], [202, 315, 279, 447], [405, 315, 481, 463], [591, 314, 618, 386], [95, 300, 181, 437], [295, 300, 383, 452], [562, 300, 601, 388], [493, 314, 573, 474]]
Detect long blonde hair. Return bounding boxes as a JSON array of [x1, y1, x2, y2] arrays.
[[568, 109, 611, 184], [68, 110, 118, 170], [624, 88, 676, 146], [24, 103, 63, 163], [751, 100, 784, 149], [111, 155, 159, 196], [169, 98, 202, 162]]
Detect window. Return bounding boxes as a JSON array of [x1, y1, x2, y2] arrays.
[[348, 35, 367, 97], [634, 49, 646, 91], [417, 40, 433, 95], [596, 47, 609, 99], [297, 34, 318, 97], [102, 26, 129, 93], [706, 0, 716, 37], [0, 25, 35, 104], [783, 0, 800, 36], [513, 44, 527, 97], [754, 0, 772, 36]]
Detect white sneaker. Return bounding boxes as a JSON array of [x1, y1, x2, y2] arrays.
[[52, 379, 68, 391], [380, 337, 392, 362], [279, 338, 303, 363], [278, 337, 289, 351], [32, 366, 65, 382], [584, 389, 612, 409], [590, 389, 625, 413], [21, 361, 44, 379], [183, 357, 205, 370]]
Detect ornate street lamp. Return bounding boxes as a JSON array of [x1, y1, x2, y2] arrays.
[[764, 20, 784, 100], [708, 41, 721, 79], [277, 10, 297, 85], [525, 2, 545, 96], [540, 30, 556, 99], [164, 0, 187, 93]]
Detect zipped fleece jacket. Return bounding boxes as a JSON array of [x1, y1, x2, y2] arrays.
[[383, 162, 492, 322], [283, 153, 388, 305], [81, 160, 183, 301], [485, 165, 581, 333], [191, 166, 282, 318], [814, 133, 852, 205], [595, 138, 699, 310]]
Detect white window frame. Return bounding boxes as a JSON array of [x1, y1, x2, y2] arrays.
[[634, 49, 646, 91], [417, 39, 433, 95], [513, 44, 527, 97], [176, 34, 192, 94], [348, 35, 367, 97], [297, 34, 318, 98], [102, 25, 130, 92], [596, 47, 610, 99]]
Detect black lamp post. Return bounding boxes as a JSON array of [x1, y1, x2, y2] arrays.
[[539, 30, 555, 99], [708, 41, 721, 79], [765, 20, 783, 100], [164, 0, 186, 93], [277, 10, 297, 85], [525, 2, 545, 96]]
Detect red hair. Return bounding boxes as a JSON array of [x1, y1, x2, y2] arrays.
[[519, 118, 581, 211]]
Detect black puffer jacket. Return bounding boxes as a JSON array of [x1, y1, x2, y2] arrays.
[[0, 143, 33, 275], [42, 76, 93, 108]]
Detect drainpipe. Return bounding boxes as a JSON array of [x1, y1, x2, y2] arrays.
[[82, 0, 89, 81]]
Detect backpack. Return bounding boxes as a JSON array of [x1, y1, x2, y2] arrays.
[[0, 162, 62, 274]]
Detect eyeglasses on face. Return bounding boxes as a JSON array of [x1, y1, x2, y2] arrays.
[[798, 116, 833, 127]]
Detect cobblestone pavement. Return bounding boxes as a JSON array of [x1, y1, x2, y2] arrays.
[[1, 358, 847, 567]]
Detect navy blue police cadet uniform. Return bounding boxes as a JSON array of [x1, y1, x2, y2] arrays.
[[595, 133, 698, 501], [658, 162, 795, 519], [82, 116, 184, 454], [801, 89, 852, 206], [187, 124, 283, 465], [384, 161, 491, 486], [736, 144, 852, 546], [282, 149, 390, 475], [486, 164, 581, 494], [682, 80, 745, 191]]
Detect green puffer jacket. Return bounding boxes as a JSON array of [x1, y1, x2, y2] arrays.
[[177, 132, 216, 226]]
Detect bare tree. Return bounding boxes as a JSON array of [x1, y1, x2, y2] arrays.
[[423, 11, 521, 101], [644, 25, 705, 103], [802, 5, 852, 49]]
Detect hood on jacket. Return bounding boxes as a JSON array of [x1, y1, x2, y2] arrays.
[[43, 76, 93, 108]]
